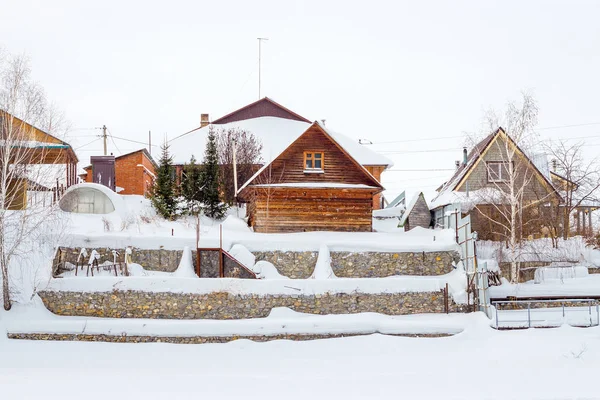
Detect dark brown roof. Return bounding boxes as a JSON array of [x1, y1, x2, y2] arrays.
[[436, 131, 496, 194], [212, 97, 311, 125], [433, 127, 561, 205], [83, 148, 157, 170]]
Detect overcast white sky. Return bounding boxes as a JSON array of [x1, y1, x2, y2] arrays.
[[2, 0, 600, 200]]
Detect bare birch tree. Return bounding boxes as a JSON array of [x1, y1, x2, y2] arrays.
[[545, 140, 600, 238], [216, 128, 263, 205], [468, 93, 551, 282], [0, 51, 69, 310]]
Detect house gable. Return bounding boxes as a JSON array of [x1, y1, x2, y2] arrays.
[[212, 97, 311, 125], [239, 122, 383, 193], [453, 128, 559, 202]]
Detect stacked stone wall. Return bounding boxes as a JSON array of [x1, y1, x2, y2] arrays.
[[38, 289, 460, 320], [8, 332, 451, 343], [55, 247, 460, 279]]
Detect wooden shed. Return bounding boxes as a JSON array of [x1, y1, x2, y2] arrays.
[[237, 122, 383, 233], [399, 192, 432, 231]]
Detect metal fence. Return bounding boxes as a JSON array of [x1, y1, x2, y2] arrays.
[[492, 299, 600, 329]]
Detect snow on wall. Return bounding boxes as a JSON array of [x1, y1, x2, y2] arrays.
[[534, 266, 589, 284]]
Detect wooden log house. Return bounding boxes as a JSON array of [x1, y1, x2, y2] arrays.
[[237, 122, 383, 233]]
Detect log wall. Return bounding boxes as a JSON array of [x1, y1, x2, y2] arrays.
[[251, 187, 374, 233]]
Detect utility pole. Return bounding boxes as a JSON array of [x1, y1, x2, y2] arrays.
[[232, 136, 238, 199], [102, 125, 108, 155], [257, 37, 269, 99], [148, 130, 152, 156]]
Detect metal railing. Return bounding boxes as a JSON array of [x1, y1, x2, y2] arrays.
[[493, 299, 600, 329]]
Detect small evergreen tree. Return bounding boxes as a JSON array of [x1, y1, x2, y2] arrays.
[[200, 127, 228, 219], [181, 155, 203, 215], [151, 143, 177, 219]]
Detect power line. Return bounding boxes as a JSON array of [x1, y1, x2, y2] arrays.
[[107, 128, 122, 155], [367, 135, 465, 145], [386, 168, 455, 172], [536, 122, 600, 131], [111, 135, 159, 147], [380, 147, 462, 155], [74, 137, 102, 150]]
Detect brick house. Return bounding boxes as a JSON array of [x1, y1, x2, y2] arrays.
[[81, 148, 157, 196]]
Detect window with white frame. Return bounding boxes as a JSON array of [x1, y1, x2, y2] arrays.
[[486, 161, 510, 182]]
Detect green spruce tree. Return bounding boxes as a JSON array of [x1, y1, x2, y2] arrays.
[[151, 143, 177, 219], [181, 155, 203, 215], [200, 127, 228, 219]]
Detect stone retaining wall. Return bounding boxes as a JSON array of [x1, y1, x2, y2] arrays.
[[55, 247, 460, 279], [54, 247, 197, 275], [8, 332, 451, 343], [38, 289, 458, 320], [254, 250, 460, 279]]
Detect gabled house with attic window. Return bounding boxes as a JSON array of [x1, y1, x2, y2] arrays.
[[168, 97, 393, 232], [430, 127, 563, 241]]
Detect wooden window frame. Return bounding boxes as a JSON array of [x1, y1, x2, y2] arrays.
[[486, 161, 511, 183], [304, 151, 324, 172]]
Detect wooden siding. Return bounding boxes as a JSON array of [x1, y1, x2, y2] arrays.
[[364, 165, 386, 210], [456, 135, 556, 203], [5, 178, 27, 210], [248, 124, 380, 187], [248, 188, 375, 233], [404, 194, 431, 231]]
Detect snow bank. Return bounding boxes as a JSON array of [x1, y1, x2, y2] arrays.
[[228, 244, 256, 269], [489, 273, 600, 299], [172, 246, 198, 278], [534, 266, 589, 284], [5, 301, 473, 338], [310, 245, 337, 279], [43, 267, 466, 299], [252, 261, 289, 280]]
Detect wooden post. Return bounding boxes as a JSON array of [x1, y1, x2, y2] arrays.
[[219, 224, 223, 278], [444, 283, 449, 314], [196, 250, 201, 277]]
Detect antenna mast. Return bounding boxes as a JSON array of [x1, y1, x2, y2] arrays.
[[257, 37, 269, 99]]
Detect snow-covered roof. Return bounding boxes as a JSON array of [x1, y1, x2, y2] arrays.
[[168, 117, 393, 168], [237, 120, 385, 194], [386, 191, 406, 208], [251, 183, 378, 189]]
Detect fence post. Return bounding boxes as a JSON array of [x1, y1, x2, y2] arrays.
[[527, 302, 531, 328], [444, 283, 449, 314], [495, 304, 499, 329], [596, 304, 599, 327], [589, 302, 593, 327]]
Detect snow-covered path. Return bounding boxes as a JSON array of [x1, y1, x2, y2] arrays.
[[1, 314, 598, 399]]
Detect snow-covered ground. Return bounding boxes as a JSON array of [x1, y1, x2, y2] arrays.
[[494, 305, 600, 329], [1, 308, 599, 399], [477, 236, 600, 266], [489, 273, 600, 298], [58, 188, 459, 253]]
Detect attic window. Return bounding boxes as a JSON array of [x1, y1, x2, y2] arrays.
[[487, 161, 510, 183], [304, 152, 324, 172]]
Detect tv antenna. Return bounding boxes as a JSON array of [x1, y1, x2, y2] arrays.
[[257, 37, 269, 99]]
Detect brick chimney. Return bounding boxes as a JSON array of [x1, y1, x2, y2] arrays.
[[200, 114, 210, 128]]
